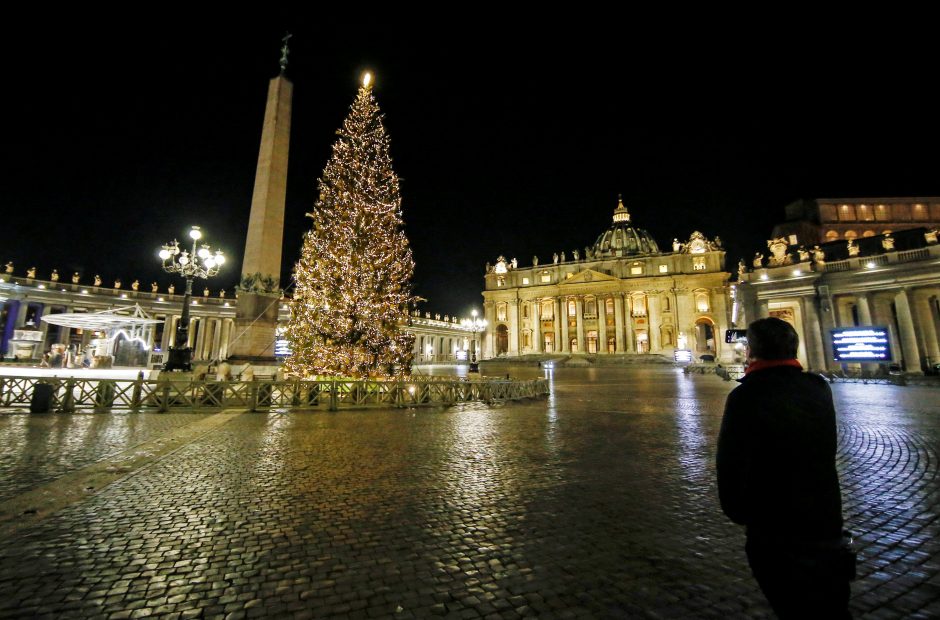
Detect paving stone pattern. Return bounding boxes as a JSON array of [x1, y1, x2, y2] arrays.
[[0, 367, 937, 618], [0, 412, 213, 502]]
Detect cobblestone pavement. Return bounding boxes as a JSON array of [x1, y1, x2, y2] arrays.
[[0, 367, 936, 619]]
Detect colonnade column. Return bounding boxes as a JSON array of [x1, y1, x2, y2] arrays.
[[598, 298, 608, 354], [211, 319, 223, 361], [855, 294, 873, 325], [194, 318, 207, 360], [509, 300, 520, 356], [167, 316, 178, 348], [854, 293, 879, 373], [757, 299, 770, 319], [553, 298, 562, 353], [871, 296, 902, 367], [484, 303, 496, 359], [219, 319, 232, 360], [15, 302, 28, 328], [800, 296, 827, 371], [624, 295, 635, 352], [815, 286, 840, 370], [648, 295, 661, 352], [575, 297, 585, 353], [913, 289, 940, 367], [894, 289, 922, 374], [560, 297, 570, 352], [532, 301, 541, 353], [613, 295, 625, 353]]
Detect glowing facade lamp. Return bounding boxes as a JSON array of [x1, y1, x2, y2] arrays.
[[158, 226, 225, 372]]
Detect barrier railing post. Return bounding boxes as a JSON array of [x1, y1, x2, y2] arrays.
[[160, 383, 170, 412], [62, 378, 75, 412], [329, 380, 338, 411], [249, 382, 259, 412], [131, 371, 144, 410]]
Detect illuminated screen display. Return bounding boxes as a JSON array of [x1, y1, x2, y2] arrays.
[[674, 350, 693, 363], [725, 329, 747, 344], [831, 327, 892, 362]]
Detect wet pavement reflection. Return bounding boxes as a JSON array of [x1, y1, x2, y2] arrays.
[[0, 367, 936, 618]]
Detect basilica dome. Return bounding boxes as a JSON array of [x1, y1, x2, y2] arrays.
[[591, 197, 661, 258]]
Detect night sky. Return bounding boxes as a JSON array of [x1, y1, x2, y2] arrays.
[[4, 17, 937, 318]]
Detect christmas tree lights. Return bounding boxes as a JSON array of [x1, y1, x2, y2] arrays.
[[285, 75, 417, 378]]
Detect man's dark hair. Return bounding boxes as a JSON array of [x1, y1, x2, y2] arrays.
[[746, 317, 799, 360]]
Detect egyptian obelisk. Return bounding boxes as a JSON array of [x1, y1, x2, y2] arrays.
[[228, 35, 293, 363]]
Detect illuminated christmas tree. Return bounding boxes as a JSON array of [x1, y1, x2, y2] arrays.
[[285, 73, 417, 378]]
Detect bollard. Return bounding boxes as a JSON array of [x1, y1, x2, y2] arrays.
[[30, 382, 55, 413]]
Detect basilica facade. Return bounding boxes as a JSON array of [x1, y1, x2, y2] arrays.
[[481, 199, 733, 362]]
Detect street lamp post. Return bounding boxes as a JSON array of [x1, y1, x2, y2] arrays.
[[158, 226, 226, 372], [461, 309, 487, 373]]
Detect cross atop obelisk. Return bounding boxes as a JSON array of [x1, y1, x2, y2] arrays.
[[229, 40, 294, 362], [279, 32, 292, 73]]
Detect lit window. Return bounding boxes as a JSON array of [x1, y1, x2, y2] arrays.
[[522, 277, 530, 285], [825, 230, 839, 241], [496, 303, 507, 321], [631, 294, 647, 317], [659, 265, 668, 273], [584, 297, 596, 317], [693, 257, 706, 271], [696, 292, 710, 313], [541, 273, 551, 283], [541, 299, 554, 319], [497, 276, 505, 287], [568, 300, 576, 316], [630, 266, 643, 275], [844, 230, 857, 240]]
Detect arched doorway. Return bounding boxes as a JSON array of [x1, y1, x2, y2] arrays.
[[694, 318, 716, 358], [496, 324, 509, 356]]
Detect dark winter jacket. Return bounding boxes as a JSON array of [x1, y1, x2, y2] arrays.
[[716, 365, 844, 543]]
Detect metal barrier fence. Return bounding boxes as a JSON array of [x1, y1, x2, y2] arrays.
[[0, 375, 549, 412]]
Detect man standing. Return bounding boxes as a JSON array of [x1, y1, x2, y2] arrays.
[[717, 317, 852, 618]]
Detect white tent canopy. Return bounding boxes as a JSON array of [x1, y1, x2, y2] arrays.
[[42, 304, 162, 331], [42, 304, 162, 360]]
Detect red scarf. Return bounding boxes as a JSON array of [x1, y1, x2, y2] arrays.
[[744, 358, 803, 376]]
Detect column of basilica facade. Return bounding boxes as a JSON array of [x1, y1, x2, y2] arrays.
[[481, 199, 734, 362]]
